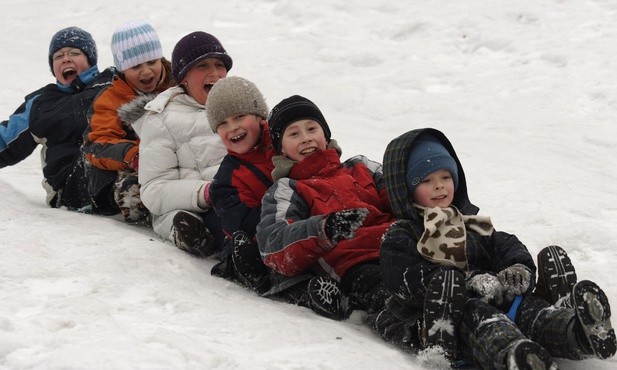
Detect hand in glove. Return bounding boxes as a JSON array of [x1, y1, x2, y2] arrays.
[[466, 272, 504, 305], [498, 264, 531, 302], [324, 208, 369, 244]]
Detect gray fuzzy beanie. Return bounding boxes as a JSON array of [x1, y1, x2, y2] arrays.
[[206, 76, 269, 132]]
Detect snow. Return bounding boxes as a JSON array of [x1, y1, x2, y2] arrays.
[[1, 0, 616, 368]]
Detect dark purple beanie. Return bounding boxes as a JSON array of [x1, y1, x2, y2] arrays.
[[268, 95, 331, 154], [48, 27, 98, 74], [171, 31, 233, 82]]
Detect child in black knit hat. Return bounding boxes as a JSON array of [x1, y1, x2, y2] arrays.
[[256, 95, 396, 320], [1, 26, 115, 212], [375, 127, 616, 368]]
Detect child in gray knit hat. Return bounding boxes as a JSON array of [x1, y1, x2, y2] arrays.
[[82, 20, 176, 224], [1, 26, 115, 212]]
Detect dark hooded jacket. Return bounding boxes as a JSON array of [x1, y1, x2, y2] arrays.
[[380, 128, 535, 307]]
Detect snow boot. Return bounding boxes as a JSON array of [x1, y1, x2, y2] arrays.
[[535, 245, 576, 308], [421, 269, 466, 360], [505, 339, 558, 370], [572, 280, 616, 359], [307, 276, 348, 320], [231, 230, 271, 294], [113, 171, 150, 224], [366, 297, 422, 350], [341, 263, 389, 314], [458, 298, 557, 370], [171, 211, 216, 257]]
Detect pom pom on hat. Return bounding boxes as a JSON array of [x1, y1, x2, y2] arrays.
[[206, 76, 269, 132], [406, 134, 459, 194], [172, 31, 232, 82], [268, 95, 331, 154], [111, 20, 163, 72], [48, 27, 97, 73]]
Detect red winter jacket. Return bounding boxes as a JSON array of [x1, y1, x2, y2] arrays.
[[256, 148, 394, 280]]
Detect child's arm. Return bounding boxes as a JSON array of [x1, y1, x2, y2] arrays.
[[0, 97, 39, 168], [210, 160, 264, 238], [380, 220, 445, 303], [256, 178, 335, 276]]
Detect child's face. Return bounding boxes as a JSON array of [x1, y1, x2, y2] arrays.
[[123, 59, 164, 93], [280, 119, 327, 162], [216, 114, 264, 154], [51, 47, 91, 85], [412, 169, 455, 208], [181, 58, 228, 105]]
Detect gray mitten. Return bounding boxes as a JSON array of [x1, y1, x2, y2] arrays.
[[498, 263, 531, 302], [465, 272, 504, 305], [324, 208, 369, 244]]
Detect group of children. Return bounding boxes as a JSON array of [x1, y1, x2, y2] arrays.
[[1, 21, 615, 370]]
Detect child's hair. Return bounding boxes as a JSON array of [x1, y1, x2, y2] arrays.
[[206, 76, 269, 133], [267, 95, 331, 154], [48, 27, 97, 73], [111, 20, 163, 72], [171, 31, 232, 82], [406, 134, 459, 194]]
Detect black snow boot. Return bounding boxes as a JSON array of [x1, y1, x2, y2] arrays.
[[231, 230, 271, 294], [307, 276, 348, 320], [421, 269, 466, 360], [572, 280, 616, 359], [535, 245, 577, 308], [171, 211, 216, 257], [341, 263, 389, 314], [458, 298, 557, 370], [366, 297, 422, 350], [517, 281, 616, 360]]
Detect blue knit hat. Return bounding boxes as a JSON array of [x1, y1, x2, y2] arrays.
[[172, 31, 232, 82], [406, 134, 459, 194], [48, 27, 97, 73], [111, 21, 163, 71]]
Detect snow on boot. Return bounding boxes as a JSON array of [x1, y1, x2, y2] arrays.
[[422, 269, 466, 360], [505, 339, 559, 370], [171, 211, 216, 257], [458, 298, 557, 370], [572, 280, 616, 359], [307, 276, 348, 320], [535, 245, 576, 308], [231, 230, 271, 294], [113, 171, 150, 224]]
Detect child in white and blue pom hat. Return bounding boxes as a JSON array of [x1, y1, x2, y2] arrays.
[[111, 20, 163, 72]]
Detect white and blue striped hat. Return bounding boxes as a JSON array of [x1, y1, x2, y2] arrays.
[[111, 21, 163, 71]]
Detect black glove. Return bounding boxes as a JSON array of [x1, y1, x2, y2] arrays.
[[324, 208, 369, 244], [498, 264, 531, 302]]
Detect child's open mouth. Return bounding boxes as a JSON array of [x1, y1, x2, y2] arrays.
[[62, 67, 77, 79], [204, 83, 214, 92], [230, 133, 246, 143]]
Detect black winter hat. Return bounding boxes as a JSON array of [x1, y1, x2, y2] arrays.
[[268, 95, 331, 154], [48, 27, 97, 73], [172, 31, 233, 82]]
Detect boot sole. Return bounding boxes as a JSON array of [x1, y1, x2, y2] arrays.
[[537, 245, 577, 307], [573, 280, 616, 359], [507, 339, 557, 370], [423, 270, 466, 359]]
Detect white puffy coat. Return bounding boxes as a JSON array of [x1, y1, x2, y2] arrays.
[[136, 86, 227, 239]]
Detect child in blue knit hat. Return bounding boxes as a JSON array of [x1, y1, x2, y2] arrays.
[[82, 20, 176, 224], [1, 27, 115, 212], [374, 127, 615, 368]]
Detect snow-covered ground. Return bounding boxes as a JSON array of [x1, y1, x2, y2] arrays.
[[1, 0, 616, 368]]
